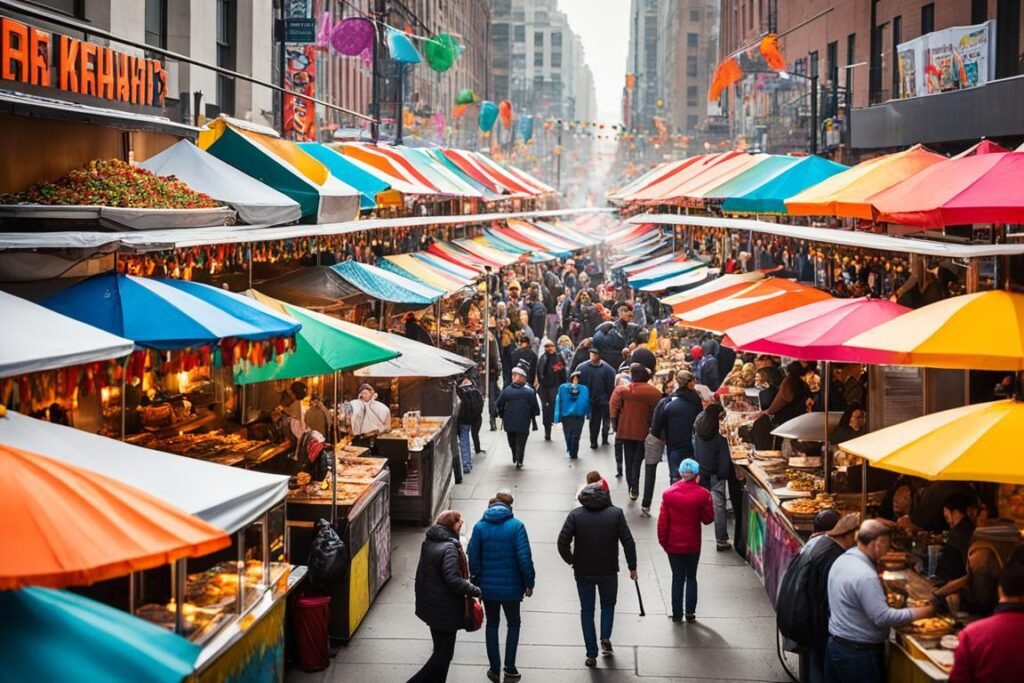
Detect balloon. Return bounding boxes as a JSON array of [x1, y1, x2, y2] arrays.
[[498, 100, 512, 128], [479, 100, 498, 132], [425, 33, 459, 72], [453, 104, 468, 119], [517, 116, 533, 142], [386, 27, 421, 63], [455, 88, 476, 105], [433, 112, 446, 138], [330, 17, 374, 56]]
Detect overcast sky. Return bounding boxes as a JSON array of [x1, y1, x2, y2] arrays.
[[558, 0, 630, 123]]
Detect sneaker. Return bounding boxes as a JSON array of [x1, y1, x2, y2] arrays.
[[584, 657, 597, 668], [716, 541, 732, 552], [670, 615, 683, 623], [629, 489, 638, 501], [503, 669, 522, 682], [641, 507, 651, 517], [515, 462, 523, 470], [602, 440, 610, 446], [600, 639, 614, 656], [685, 613, 696, 623], [615, 471, 623, 478], [487, 671, 501, 682], [590, 443, 598, 450]]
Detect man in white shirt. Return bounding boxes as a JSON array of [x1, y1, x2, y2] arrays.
[[347, 383, 391, 436]]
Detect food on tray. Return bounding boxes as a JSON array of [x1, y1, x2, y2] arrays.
[[782, 493, 835, 516], [0, 159, 222, 209], [753, 450, 784, 460], [902, 617, 953, 635], [785, 470, 823, 492]]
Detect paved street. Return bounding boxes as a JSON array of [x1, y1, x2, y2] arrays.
[[291, 422, 796, 683]]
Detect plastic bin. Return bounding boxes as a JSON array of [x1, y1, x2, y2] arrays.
[[293, 595, 331, 671]]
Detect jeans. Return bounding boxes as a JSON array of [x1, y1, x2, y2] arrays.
[[588, 404, 610, 447], [539, 386, 558, 438], [667, 447, 694, 484], [824, 637, 885, 683], [641, 462, 659, 508], [471, 415, 482, 453], [488, 377, 500, 420], [506, 431, 529, 465], [575, 575, 618, 658], [458, 422, 473, 473], [622, 439, 644, 492], [810, 646, 826, 683], [561, 416, 584, 458], [614, 437, 624, 475], [667, 552, 700, 618], [484, 600, 521, 674], [708, 475, 729, 542], [407, 627, 458, 682]]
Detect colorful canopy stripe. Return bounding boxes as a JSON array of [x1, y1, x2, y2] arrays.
[[677, 279, 832, 332]]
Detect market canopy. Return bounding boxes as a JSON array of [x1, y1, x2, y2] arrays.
[[660, 271, 766, 310], [628, 257, 706, 287], [139, 140, 302, 225], [336, 142, 440, 195], [42, 274, 300, 350], [256, 266, 365, 310], [480, 229, 557, 262], [198, 118, 360, 222], [0, 586, 200, 683], [235, 291, 400, 384], [632, 152, 745, 202], [721, 156, 848, 214], [608, 159, 690, 201], [621, 154, 720, 202], [0, 290, 134, 378], [843, 290, 1024, 371], [672, 154, 772, 205], [839, 399, 1024, 484], [724, 297, 910, 363], [331, 259, 444, 305], [399, 147, 485, 198], [0, 410, 289, 534], [298, 143, 397, 210], [785, 144, 945, 219], [0, 444, 230, 590], [452, 237, 522, 267], [871, 152, 1024, 227], [638, 266, 713, 292], [338, 321, 475, 377], [771, 412, 841, 442], [677, 279, 832, 332]]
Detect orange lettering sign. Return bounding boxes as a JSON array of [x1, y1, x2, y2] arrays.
[[95, 45, 114, 99], [29, 28, 50, 87], [115, 51, 129, 102], [1, 17, 28, 83], [78, 42, 96, 97], [59, 34, 79, 93]]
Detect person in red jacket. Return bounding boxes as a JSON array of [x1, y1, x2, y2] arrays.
[[657, 458, 714, 623], [949, 554, 1024, 683], [609, 363, 664, 504]]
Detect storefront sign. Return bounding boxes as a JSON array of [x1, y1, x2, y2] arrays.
[[282, 44, 316, 141], [896, 21, 995, 99], [284, 18, 316, 44], [0, 16, 166, 107]]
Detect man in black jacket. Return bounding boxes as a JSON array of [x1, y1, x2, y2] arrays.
[[537, 339, 567, 441], [578, 347, 616, 452], [509, 334, 538, 387], [557, 483, 638, 668], [650, 370, 704, 484]]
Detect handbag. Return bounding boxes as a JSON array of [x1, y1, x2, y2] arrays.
[[464, 595, 484, 632]]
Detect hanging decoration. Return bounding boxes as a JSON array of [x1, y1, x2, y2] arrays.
[[709, 57, 742, 101], [453, 103, 468, 119], [478, 100, 499, 132], [432, 112, 446, 138], [316, 13, 333, 47], [330, 17, 375, 56], [518, 116, 533, 143], [498, 100, 513, 129], [759, 34, 786, 71], [455, 88, 477, 105], [424, 33, 460, 72], [386, 27, 422, 63]]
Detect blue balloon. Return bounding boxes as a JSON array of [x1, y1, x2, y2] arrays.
[[518, 116, 534, 142], [479, 100, 499, 132], [386, 28, 422, 64]]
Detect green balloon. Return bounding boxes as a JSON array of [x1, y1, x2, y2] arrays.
[[455, 88, 476, 105], [426, 34, 459, 73]]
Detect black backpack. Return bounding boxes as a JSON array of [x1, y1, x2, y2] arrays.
[[776, 546, 815, 647]]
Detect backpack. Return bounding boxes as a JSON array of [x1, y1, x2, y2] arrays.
[[775, 545, 815, 647]]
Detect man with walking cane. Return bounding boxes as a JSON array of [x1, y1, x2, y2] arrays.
[[557, 482, 638, 669]]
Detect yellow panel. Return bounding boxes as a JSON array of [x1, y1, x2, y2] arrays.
[[238, 127, 329, 186], [376, 189, 405, 207], [348, 542, 371, 633]]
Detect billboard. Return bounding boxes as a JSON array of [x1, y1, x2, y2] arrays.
[[896, 21, 996, 99]]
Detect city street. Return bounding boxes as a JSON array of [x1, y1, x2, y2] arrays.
[[291, 424, 796, 682]]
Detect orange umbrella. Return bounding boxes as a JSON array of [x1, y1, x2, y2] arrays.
[[785, 144, 945, 219], [0, 445, 230, 590], [678, 279, 832, 332]]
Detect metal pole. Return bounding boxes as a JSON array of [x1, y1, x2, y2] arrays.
[[555, 123, 563, 191], [247, 246, 253, 290], [811, 73, 819, 155], [120, 356, 129, 441], [483, 266, 492, 407], [435, 300, 442, 348], [332, 370, 339, 526], [395, 64, 404, 145], [823, 360, 832, 493], [370, 0, 385, 143]]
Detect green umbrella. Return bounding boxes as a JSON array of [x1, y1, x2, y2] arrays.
[[234, 291, 399, 385]]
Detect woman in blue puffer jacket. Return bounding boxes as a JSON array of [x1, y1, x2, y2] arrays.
[[467, 491, 536, 682]]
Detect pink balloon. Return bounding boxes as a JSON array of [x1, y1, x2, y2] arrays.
[[331, 18, 375, 56]]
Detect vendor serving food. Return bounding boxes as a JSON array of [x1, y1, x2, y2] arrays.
[[346, 383, 391, 436]]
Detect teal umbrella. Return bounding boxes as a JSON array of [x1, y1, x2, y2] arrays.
[[0, 586, 199, 683]]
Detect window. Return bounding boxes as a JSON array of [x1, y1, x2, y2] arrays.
[[30, 0, 84, 17], [921, 3, 935, 34], [216, 0, 235, 116], [687, 85, 698, 106], [827, 41, 837, 80], [972, 0, 988, 24], [513, 24, 524, 42], [687, 114, 699, 130], [536, 10, 548, 24], [892, 16, 902, 95], [534, 31, 544, 48], [687, 32, 698, 47], [690, 8, 700, 21], [551, 32, 562, 47], [847, 32, 856, 65], [145, 0, 167, 49], [534, 50, 543, 67], [494, 75, 509, 99], [809, 50, 819, 78], [551, 51, 561, 68], [686, 55, 698, 77]]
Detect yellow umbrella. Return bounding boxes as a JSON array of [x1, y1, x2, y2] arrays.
[[843, 290, 1024, 371], [838, 399, 1024, 484]]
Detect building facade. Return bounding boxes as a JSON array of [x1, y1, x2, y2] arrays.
[[488, 0, 597, 122], [717, 0, 1024, 155]]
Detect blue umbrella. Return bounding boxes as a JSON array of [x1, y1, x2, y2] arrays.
[[0, 586, 199, 683], [43, 273, 300, 350]]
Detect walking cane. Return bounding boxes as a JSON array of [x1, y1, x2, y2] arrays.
[[635, 579, 646, 617]]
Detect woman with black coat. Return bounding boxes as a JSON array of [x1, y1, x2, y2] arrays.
[[410, 510, 482, 682], [694, 404, 733, 552]]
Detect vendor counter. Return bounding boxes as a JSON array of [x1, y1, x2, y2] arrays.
[[374, 416, 455, 525]]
